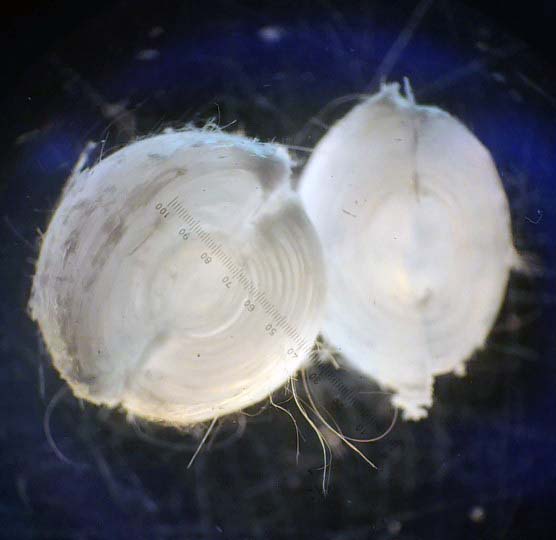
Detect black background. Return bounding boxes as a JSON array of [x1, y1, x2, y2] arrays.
[[2, 0, 556, 91]]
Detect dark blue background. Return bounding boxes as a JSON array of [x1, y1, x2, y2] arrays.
[[1, 1, 556, 538]]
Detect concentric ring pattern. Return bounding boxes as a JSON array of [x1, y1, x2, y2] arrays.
[[29, 130, 325, 425]]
